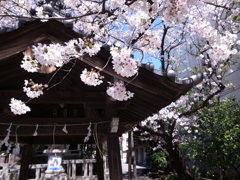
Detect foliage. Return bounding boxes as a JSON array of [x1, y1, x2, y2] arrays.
[[181, 98, 240, 179], [151, 151, 168, 170]]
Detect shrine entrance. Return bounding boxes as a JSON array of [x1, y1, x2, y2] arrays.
[[0, 20, 194, 180]]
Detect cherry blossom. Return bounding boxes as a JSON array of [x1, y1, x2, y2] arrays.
[[36, 6, 49, 21], [107, 82, 134, 101], [32, 43, 69, 67], [23, 79, 45, 99], [111, 47, 138, 77], [138, 30, 162, 53], [9, 98, 31, 115], [64, 39, 81, 56], [21, 55, 39, 73], [80, 68, 104, 86], [82, 38, 102, 57]]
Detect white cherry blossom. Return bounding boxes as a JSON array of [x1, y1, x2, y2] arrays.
[[20, 55, 39, 73], [9, 98, 31, 115], [107, 82, 134, 101], [80, 68, 104, 86], [36, 7, 49, 21], [32, 43, 69, 67], [82, 38, 102, 57], [111, 47, 138, 77], [23, 79, 45, 99]]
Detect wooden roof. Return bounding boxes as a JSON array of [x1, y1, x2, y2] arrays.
[[0, 20, 191, 144]]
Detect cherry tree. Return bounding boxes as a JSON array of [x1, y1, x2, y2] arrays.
[[0, 0, 239, 178], [135, 1, 239, 178]]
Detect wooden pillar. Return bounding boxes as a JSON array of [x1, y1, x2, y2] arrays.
[[89, 162, 93, 176], [96, 143, 104, 180], [107, 134, 123, 180], [133, 148, 137, 179], [67, 162, 72, 178], [143, 147, 146, 163], [72, 163, 76, 178], [128, 131, 132, 180], [83, 161, 88, 176], [128, 131, 137, 180], [19, 144, 33, 180], [35, 168, 40, 179]]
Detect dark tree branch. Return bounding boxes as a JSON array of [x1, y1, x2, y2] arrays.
[[160, 25, 169, 73], [137, 125, 166, 138], [205, 2, 231, 10]]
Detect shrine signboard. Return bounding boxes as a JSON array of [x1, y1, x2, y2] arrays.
[[46, 155, 62, 173]]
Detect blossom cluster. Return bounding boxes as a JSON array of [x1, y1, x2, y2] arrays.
[[36, 7, 49, 21], [32, 38, 101, 67], [33, 43, 70, 67], [107, 82, 134, 101], [21, 55, 39, 73], [9, 98, 31, 115], [110, 47, 138, 77], [23, 79, 46, 99], [80, 68, 104, 86], [81, 38, 102, 57], [138, 30, 162, 53]]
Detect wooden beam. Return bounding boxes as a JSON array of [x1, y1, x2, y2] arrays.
[[0, 32, 47, 61], [0, 90, 107, 107], [5, 135, 98, 144], [0, 123, 111, 136], [0, 117, 109, 124]]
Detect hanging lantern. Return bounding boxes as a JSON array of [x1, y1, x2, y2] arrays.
[[44, 146, 66, 174]]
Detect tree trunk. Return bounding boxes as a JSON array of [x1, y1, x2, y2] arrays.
[[166, 143, 194, 180]]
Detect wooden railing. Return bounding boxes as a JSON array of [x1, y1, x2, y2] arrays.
[[0, 159, 100, 180]]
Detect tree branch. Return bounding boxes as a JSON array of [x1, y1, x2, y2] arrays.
[[179, 84, 225, 117], [160, 25, 169, 73]]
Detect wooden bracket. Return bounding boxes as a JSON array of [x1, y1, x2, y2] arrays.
[[110, 117, 119, 133]]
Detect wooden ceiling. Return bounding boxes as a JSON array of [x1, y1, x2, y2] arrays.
[[0, 20, 191, 144]]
